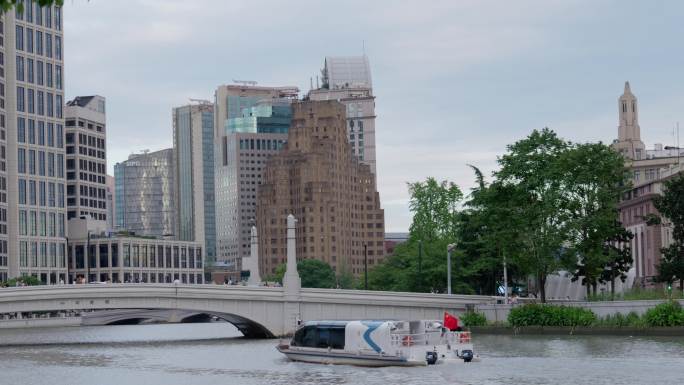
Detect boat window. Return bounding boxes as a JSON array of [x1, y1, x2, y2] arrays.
[[292, 325, 345, 349], [293, 326, 318, 348], [317, 328, 330, 348], [302, 328, 317, 347], [328, 327, 345, 349]]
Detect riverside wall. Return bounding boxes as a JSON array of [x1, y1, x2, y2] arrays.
[[0, 317, 81, 329], [476, 299, 684, 323]]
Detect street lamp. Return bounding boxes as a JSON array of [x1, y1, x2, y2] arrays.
[[64, 236, 69, 284], [447, 243, 456, 295], [503, 253, 508, 305], [363, 243, 368, 290], [86, 230, 91, 283]]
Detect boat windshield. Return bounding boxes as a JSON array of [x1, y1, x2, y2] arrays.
[[292, 325, 345, 349]]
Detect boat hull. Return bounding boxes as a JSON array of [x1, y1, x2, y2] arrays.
[[277, 345, 426, 367]]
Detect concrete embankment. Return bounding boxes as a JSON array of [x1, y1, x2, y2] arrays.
[[470, 325, 684, 336], [0, 317, 81, 329]]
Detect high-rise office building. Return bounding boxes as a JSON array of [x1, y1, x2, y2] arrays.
[[172, 101, 216, 262], [114, 149, 175, 237], [320, 56, 372, 89], [3, 4, 66, 283], [309, 55, 377, 175], [105, 174, 115, 231], [64, 95, 107, 222], [213, 83, 298, 270], [257, 100, 385, 277]]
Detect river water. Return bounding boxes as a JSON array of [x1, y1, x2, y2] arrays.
[[0, 323, 682, 385]]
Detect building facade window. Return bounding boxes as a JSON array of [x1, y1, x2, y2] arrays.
[[17, 117, 25, 142], [17, 87, 25, 112], [15, 25, 23, 51], [16, 56, 24, 81]]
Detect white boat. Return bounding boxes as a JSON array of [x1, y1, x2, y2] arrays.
[[276, 320, 478, 367]]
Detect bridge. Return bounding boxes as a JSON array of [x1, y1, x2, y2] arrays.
[[0, 216, 495, 337], [0, 284, 493, 337]]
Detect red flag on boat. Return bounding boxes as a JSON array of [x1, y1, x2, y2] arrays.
[[444, 312, 459, 331]]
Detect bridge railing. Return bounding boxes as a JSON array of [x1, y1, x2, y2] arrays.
[[300, 287, 495, 305]]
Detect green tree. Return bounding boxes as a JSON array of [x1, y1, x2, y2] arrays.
[[368, 177, 464, 293], [263, 264, 286, 284], [298, 259, 336, 288], [495, 128, 570, 302], [407, 178, 462, 242], [459, 166, 526, 296], [263, 260, 336, 289], [407, 178, 463, 292], [1, 0, 61, 13], [336, 268, 355, 289], [559, 142, 630, 297], [599, 223, 634, 300], [653, 174, 684, 294]]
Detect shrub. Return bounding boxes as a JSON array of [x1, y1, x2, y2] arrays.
[[460, 311, 487, 327], [508, 304, 596, 327], [3, 276, 42, 287], [644, 301, 684, 327], [595, 312, 644, 327]]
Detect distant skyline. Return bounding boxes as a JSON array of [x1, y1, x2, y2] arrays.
[[64, 0, 684, 232]]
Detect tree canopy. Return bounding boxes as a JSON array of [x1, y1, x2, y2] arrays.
[[653, 174, 684, 293], [367, 128, 631, 302], [266, 259, 337, 289], [368, 177, 464, 293], [1, 0, 61, 13], [559, 142, 632, 298]]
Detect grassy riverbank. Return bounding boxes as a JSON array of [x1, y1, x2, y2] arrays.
[[469, 325, 684, 336]]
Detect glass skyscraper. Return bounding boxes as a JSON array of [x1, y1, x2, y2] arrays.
[[172, 102, 216, 263], [114, 149, 175, 237], [309, 55, 377, 175], [213, 84, 298, 272]]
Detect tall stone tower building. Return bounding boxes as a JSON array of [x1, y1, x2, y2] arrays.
[[613, 81, 645, 160], [257, 100, 385, 277]]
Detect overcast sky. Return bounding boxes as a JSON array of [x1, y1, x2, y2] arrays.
[[64, 0, 684, 232]]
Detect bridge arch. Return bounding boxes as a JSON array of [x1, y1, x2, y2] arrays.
[[82, 308, 274, 338]]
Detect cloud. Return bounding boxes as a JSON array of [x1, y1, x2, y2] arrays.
[[62, 0, 684, 233]]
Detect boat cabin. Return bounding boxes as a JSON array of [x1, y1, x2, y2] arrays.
[[291, 321, 347, 350]]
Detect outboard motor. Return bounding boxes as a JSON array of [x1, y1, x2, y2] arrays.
[[461, 349, 474, 363], [425, 351, 438, 365]]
